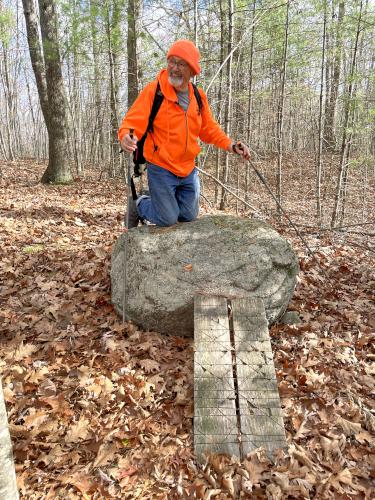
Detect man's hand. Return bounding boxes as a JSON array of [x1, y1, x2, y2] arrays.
[[229, 141, 251, 160], [120, 133, 138, 153]]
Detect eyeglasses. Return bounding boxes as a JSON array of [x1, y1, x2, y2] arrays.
[[167, 58, 189, 71]]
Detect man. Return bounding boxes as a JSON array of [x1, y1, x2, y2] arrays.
[[119, 39, 250, 228]]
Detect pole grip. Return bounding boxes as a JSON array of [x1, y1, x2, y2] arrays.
[[129, 128, 134, 140], [232, 141, 244, 154]]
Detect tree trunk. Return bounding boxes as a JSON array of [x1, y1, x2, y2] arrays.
[[106, 0, 122, 177], [214, 0, 226, 205], [193, 0, 198, 48], [316, 1, 327, 225], [24, 64, 37, 155], [0, 48, 15, 160], [323, 1, 344, 151], [244, 0, 256, 205], [21, 0, 49, 121], [331, 0, 363, 227], [219, 0, 233, 210], [127, 0, 139, 108], [89, 0, 105, 165], [66, 3, 83, 177], [22, 0, 72, 184], [338, 0, 367, 226], [0, 379, 19, 500], [276, 0, 290, 215]]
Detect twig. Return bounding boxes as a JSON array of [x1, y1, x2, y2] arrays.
[[337, 230, 375, 237], [344, 240, 375, 254], [196, 167, 258, 213], [279, 221, 375, 231]]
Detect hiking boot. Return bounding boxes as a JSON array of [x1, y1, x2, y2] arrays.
[[139, 188, 150, 197], [124, 196, 140, 229]]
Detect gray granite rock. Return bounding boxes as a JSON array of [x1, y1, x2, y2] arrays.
[[111, 215, 299, 336]]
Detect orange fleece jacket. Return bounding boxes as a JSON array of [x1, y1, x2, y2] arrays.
[[118, 69, 232, 177]]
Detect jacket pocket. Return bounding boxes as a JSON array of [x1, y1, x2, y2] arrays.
[[185, 140, 201, 161], [156, 143, 173, 164]]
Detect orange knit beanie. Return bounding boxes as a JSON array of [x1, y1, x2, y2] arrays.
[[167, 40, 201, 75]]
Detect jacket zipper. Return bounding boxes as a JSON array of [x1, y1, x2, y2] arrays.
[[184, 111, 188, 154], [175, 98, 189, 154]]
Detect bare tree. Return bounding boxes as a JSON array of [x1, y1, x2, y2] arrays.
[[316, 1, 327, 225], [323, 1, 345, 151], [89, 0, 105, 166], [127, 0, 139, 108], [22, 0, 72, 184], [244, 0, 256, 204], [276, 0, 290, 214], [106, 0, 123, 177], [214, 0, 226, 205], [219, 0, 234, 210], [331, 0, 363, 227]]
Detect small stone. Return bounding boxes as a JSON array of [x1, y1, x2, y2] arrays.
[[279, 310, 301, 325]]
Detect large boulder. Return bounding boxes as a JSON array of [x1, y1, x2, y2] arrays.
[[111, 215, 298, 337]]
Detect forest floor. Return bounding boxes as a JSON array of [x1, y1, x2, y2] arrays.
[[0, 157, 374, 499]]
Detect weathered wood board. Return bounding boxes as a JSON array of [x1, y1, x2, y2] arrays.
[[194, 295, 286, 461], [194, 295, 240, 458]]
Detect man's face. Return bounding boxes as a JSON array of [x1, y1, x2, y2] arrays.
[[167, 56, 193, 90]]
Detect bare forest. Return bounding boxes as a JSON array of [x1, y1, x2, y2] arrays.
[[1, 0, 374, 498]]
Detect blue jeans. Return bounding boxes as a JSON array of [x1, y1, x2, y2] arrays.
[[137, 163, 200, 226]]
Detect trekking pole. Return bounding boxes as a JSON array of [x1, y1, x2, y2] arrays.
[[122, 128, 135, 323], [235, 143, 316, 258]]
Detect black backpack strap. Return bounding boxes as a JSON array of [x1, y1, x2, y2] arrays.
[[147, 81, 164, 133], [192, 82, 203, 114], [133, 81, 164, 175], [130, 177, 138, 201]]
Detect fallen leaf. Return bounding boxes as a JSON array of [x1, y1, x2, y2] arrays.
[[336, 415, 362, 436], [65, 416, 91, 443], [118, 466, 137, 478], [139, 359, 160, 373], [61, 470, 98, 495], [11, 342, 38, 361], [244, 450, 270, 485], [93, 442, 119, 467]]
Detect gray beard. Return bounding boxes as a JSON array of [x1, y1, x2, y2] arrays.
[[168, 75, 184, 88]]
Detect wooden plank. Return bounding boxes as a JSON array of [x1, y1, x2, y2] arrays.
[[240, 415, 286, 436], [238, 396, 283, 416], [194, 296, 240, 460], [195, 442, 240, 458], [194, 351, 233, 377], [232, 297, 287, 456], [236, 363, 276, 381], [231, 298, 269, 330], [194, 377, 234, 393], [194, 397, 236, 417], [194, 295, 231, 348], [194, 295, 287, 461], [194, 340, 232, 352], [194, 416, 239, 444], [195, 406, 237, 417]]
